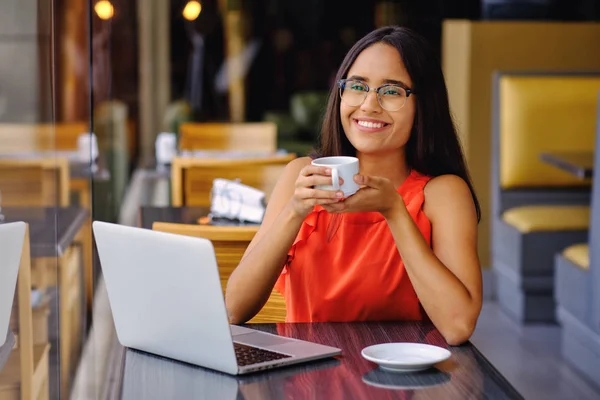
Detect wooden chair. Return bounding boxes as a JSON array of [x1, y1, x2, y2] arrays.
[[0, 159, 70, 207], [0, 123, 87, 153], [0, 161, 81, 397], [170, 154, 296, 207], [0, 224, 50, 400], [178, 122, 277, 153], [152, 222, 286, 323], [25, 240, 84, 400]]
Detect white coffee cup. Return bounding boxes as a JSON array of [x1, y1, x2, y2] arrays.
[[311, 156, 360, 197], [155, 132, 177, 165], [77, 133, 99, 163]]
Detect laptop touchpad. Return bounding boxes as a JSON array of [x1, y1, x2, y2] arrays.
[[234, 332, 295, 348]]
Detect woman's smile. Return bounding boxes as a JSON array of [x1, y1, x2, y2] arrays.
[[352, 117, 391, 133]]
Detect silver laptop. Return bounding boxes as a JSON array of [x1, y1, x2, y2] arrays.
[[92, 221, 341, 375], [0, 222, 26, 346]]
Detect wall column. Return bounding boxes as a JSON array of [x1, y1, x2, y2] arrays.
[[138, 0, 170, 162]]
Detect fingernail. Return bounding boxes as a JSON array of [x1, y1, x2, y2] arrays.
[[336, 191, 343, 197], [325, 168, 331, 175], [355, 175, 363, 183]]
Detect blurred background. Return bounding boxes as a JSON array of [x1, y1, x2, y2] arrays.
[[1, 0, 600, 399]]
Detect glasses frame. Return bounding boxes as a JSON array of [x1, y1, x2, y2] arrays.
[[337, 78, 415, 111]]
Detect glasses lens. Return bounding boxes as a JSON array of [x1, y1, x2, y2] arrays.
[[340, 80, 367, 107], [379, 85, 407, 111]]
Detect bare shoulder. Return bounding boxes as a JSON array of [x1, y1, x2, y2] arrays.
[[424, 174, 472, 198], [277, 156, 312, 187], [423, 174, 477, 222], [286, 156, 313, 174]]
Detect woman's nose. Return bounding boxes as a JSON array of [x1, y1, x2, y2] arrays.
[[360, 90, 382, 113]]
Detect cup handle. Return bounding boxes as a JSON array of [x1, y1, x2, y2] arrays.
[[331, 168, 340, 190]]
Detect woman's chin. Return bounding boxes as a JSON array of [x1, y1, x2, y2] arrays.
[[350, 140, 391, 155], [347, 134, 408, 157]]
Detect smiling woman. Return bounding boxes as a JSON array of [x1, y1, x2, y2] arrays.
[[226, 26, 483, 346]]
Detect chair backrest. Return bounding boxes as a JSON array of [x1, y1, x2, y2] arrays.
[[178, 122, 277, 153], [152, 222, 286, 323], [5, 224, 48, 399], [0, 123, 87, 153], [492, 72, 600, 214], [0, 158, 70, 206], [0, 165, 43, 207], [170, 154, 295, 207]]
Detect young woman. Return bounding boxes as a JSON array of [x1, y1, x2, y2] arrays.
[[226, 26, 482, 345]]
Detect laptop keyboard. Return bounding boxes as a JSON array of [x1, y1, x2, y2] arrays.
[[234, 342, 292, 366]]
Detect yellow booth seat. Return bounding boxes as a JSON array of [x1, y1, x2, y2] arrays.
[[502, 205, 590, 233], [562, 243, 590, 270], [499, 76, 600, 189]]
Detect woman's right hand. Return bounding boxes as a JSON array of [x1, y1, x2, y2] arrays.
[[291, 164, 345, 218]]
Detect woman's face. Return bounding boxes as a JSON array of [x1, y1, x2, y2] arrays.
[[340, 43, 416, 156]]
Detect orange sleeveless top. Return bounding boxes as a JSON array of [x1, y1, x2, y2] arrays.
[[274, 170, 432, 322]]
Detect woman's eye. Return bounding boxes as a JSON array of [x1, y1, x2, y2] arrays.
[[383, 88, 402, 96]]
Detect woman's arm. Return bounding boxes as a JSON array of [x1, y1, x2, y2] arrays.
[[225, 157, 342, 324], [383, 174, 482, 345], [225, 159, 307, 324]]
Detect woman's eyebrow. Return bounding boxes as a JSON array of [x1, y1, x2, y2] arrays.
[[347, 75, 368, 81], [348, 75, 409, 88], [383, 78, 409, 88]]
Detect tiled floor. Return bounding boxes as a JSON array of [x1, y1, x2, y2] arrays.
[[471, 302, 600, 400]]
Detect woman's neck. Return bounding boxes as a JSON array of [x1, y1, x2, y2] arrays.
[[356, 150, 411, 188]]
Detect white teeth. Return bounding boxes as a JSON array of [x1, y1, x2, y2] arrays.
[[357, 120, 385, 129]]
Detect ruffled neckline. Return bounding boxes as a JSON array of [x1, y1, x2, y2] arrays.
[[281, 169, 431, 283]]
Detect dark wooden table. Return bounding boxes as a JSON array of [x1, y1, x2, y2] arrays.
[[0, 207, 88, 258], [106, 322, 523, 399], [540, 151, 595, 179], [139, 206, 259, 229], [0, 331, 14, 371]]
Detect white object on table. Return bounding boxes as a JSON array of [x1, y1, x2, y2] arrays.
[[77, 132, 99, 163], [210, 178, 265, 223], [155, 132, 177, 165]]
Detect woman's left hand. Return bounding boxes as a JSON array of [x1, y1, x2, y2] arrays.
[[321, 174, 405, 218]]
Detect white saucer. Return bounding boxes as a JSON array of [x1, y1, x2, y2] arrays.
[[361, 343, 451, 373]]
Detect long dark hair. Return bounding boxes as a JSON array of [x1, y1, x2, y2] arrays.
[[314, 26, 481, 221]]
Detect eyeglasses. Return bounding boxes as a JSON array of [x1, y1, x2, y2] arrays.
[[337, 79, 415, 111]]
